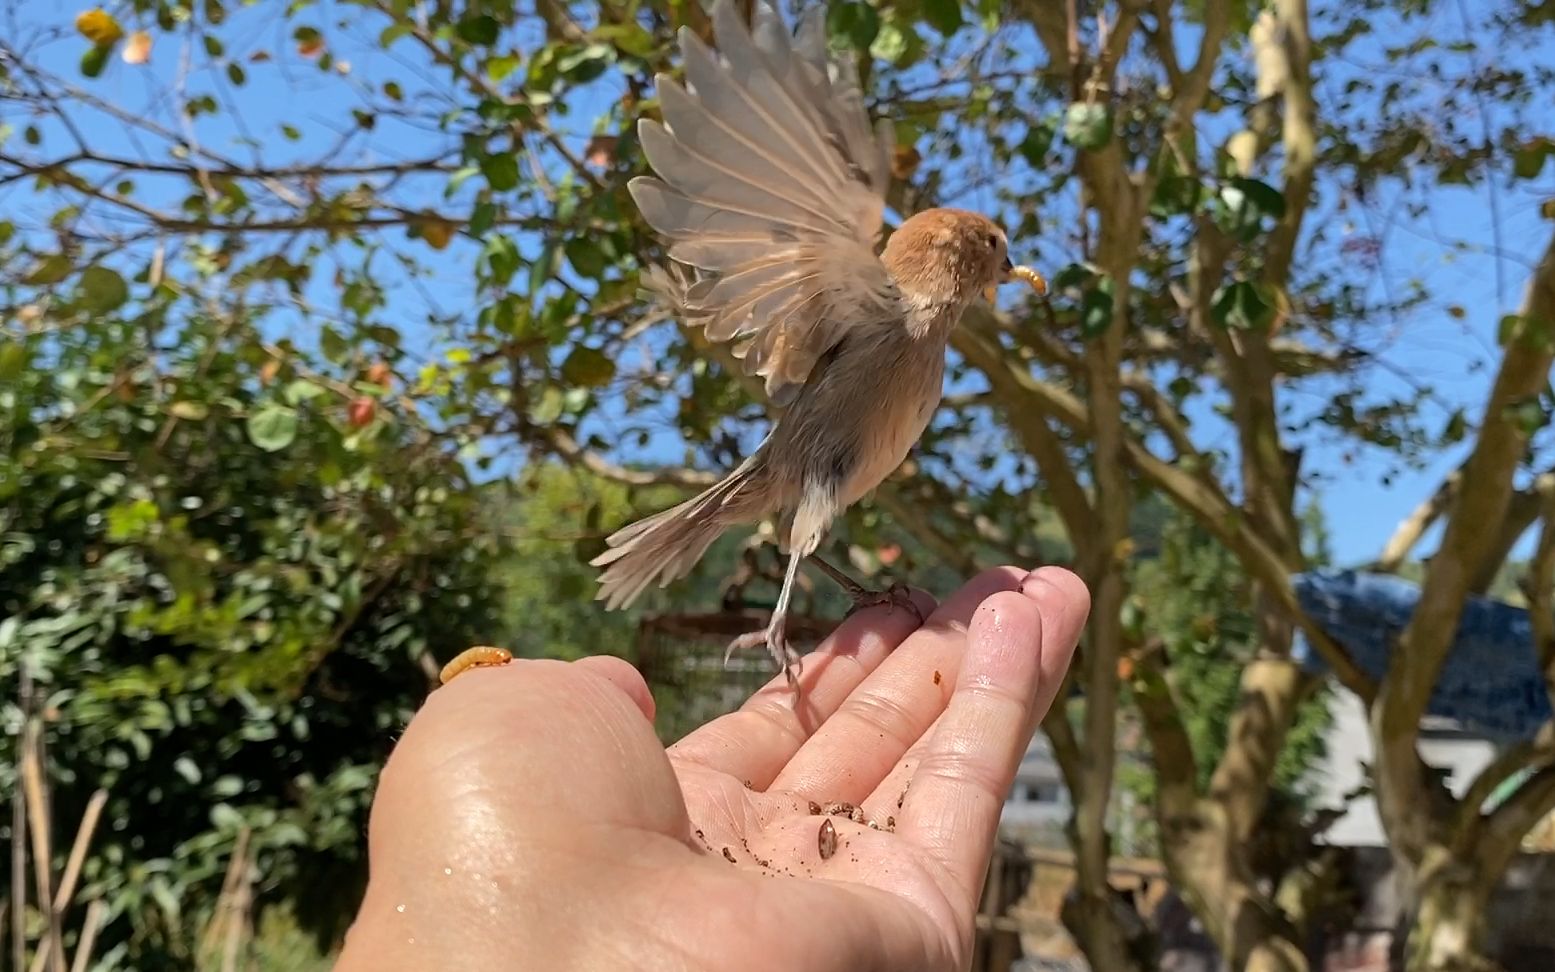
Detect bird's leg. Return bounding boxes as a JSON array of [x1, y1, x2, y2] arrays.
[[808, 554, 924, 624], [724, 544, 806, 690]]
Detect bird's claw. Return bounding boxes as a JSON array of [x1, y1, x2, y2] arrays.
[[843, 580, 923, 623], [724, 621, 803, 691]]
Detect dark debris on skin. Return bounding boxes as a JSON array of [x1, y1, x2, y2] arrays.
[[805, 799, 896, 833], [721, 847, 737, 864]]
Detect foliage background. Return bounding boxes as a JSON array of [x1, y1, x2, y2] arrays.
[[3, 0, 1554, 969]]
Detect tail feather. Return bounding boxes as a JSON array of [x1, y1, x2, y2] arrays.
[[591, 459, 766, 610]]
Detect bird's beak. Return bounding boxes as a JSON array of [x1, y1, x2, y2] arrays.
[[985, 258, 1046, 302]]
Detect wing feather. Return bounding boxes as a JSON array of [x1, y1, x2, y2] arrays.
[[630, 0, 898, 400]]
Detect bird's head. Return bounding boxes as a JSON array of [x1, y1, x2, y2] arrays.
[[881, 208, 1046, 309]]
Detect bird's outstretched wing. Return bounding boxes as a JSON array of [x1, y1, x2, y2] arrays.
[[630, 0, 899, 403]]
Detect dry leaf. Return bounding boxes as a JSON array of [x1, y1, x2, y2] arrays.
[[417, 217, 457, 250], [122, 30, 152, 64], [297, 37, 324, 58], [891, 144, 921, 181], [585, 134, 618, 168], [75, 8, 123, 47]]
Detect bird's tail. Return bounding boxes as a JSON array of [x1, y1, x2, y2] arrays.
[[591, 455, 769, 610]]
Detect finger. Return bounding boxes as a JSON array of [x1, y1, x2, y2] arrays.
[[572, 654, 656, 722], [667, 590, 937, 789], [376, 658, 686, 838], [896, 569, 1087, 910], [863, 567, 1088, 820], [770, 566, 1029, 802]]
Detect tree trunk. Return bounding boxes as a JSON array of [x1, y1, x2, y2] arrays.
[[1404, 861, 1502, 972], [1163, 804, 1310, 972], [1060, 885, 1150, 972]]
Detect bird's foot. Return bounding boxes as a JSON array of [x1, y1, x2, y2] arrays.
[[808, 555, 924, 624], [724, 618, 803, 691], [842, 580, 924, 623]]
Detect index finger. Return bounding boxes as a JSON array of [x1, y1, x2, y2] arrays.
[[895, 568, 1087, 910]]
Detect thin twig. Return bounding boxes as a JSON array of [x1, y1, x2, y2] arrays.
[[66, 901, 105, 972], [20, 720, 65, 972], [10, 668, 28, 972], [26, 789, 108, 972]]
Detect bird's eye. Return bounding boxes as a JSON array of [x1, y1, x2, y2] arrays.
[[986, 234, 999, 249]]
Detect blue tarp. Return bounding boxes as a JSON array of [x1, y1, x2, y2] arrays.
[[1290, 570, 1552, 742]]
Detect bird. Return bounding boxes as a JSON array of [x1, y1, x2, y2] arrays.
[[585, 0, 1046, 690]]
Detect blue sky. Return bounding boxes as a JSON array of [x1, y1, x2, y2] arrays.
[[4, 0, 1553, 568]]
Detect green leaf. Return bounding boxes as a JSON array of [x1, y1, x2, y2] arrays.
[[470, 200, 497, 237], [1498, 314, 1521, 346], [528, 385, 565, 425], [1150, 174, 1202, 218], [1513, 140, 1552, 181], [319, 326, 348, 363], [22, 254, 72, 286], [573, 535, 607, 565], [556, 44, 612, 82], [1228, 177, 1285, 219], [481, 234, 521, 285], [80, 44, 110, 79], [168, 401, 209, 420], [564, 238, 606, 278], [246, 405, 299, 452], [76, 265, 129, 313], [447, 165, 481, 196], [870, 22, 908, 62], [480, 153, 519, 192], [1211, 280, 1276, 332], [529, 243, 557, 296], [593, 22, 656, 59], [173, 756, 202, 784], [488, 54, 522, 82], [456, 15, 500, 46], [560, 346, 616, 388], [227, 62, 246, 86], [0, 343, 27, 382], [1080, 285, 1114, 337], [1063, 102, 1111, 151], [283, 379, 326, 405], [922, 0, 964, 35], [827, 2, 881, 51], [1443, 408, 1468, 444]]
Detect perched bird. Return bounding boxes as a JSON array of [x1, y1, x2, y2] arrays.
[[589, 0, 1046, 687]]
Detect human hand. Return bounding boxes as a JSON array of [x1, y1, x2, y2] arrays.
[[337, 565, 1087, 972]]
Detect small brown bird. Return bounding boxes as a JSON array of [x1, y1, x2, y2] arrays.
[[590, 0, 1045, 685]]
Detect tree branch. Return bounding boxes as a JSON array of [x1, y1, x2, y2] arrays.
[[538, 426, 718, 490], [1130, 642, 1200, 819], [1475, 763, 1555, 887], [0, 151, 457, 187], [1378, 471, 1461, 572], [1373, 228, 1555, 862], [953, 317, 1377, 699]]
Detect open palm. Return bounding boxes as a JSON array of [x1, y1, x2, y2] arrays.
[[338, 565, 1086, 972]]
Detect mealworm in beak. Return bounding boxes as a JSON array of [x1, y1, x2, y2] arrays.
[[1011, 265, 1047, 296]]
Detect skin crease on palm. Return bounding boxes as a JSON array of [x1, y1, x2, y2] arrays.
[[336, 566, 1089, 971]]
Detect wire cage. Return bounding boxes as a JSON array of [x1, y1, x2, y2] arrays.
[[632, 609, 834, 743]]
